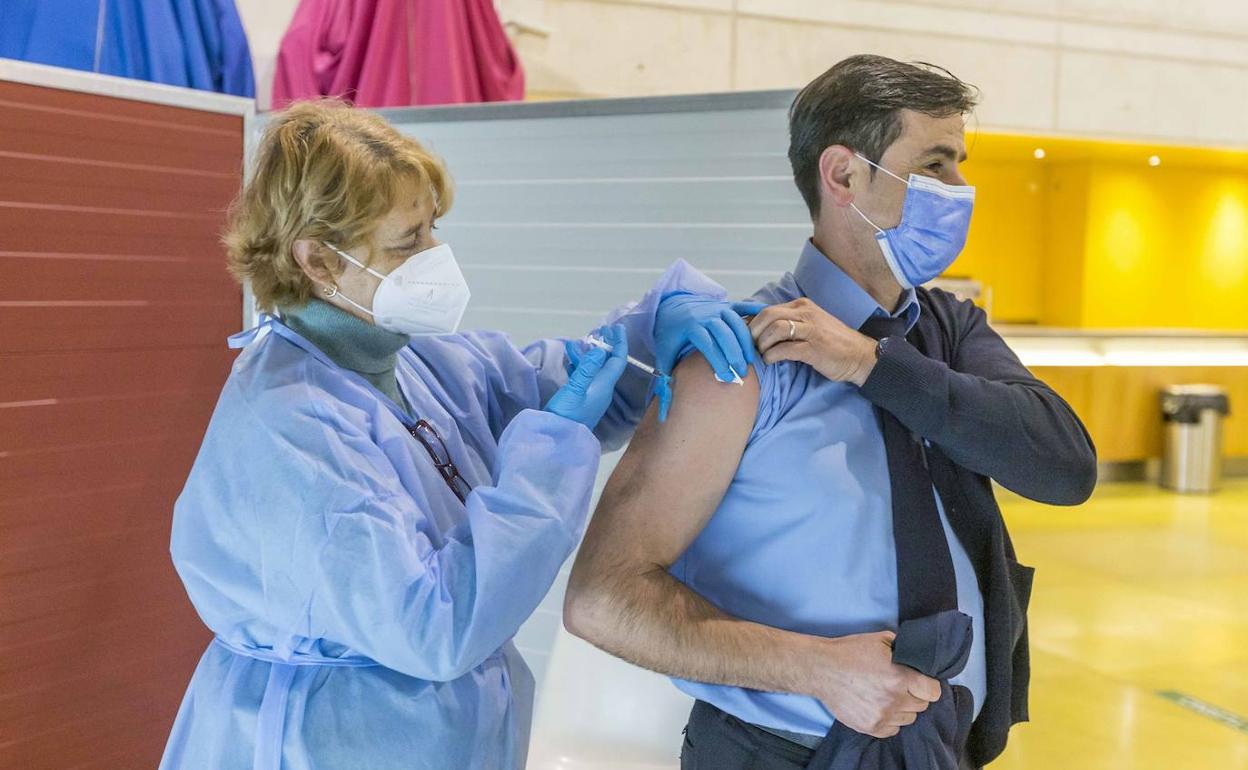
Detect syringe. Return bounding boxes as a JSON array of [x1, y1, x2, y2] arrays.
[[582, 335, 744, 385], [583, 335, 662, 378]]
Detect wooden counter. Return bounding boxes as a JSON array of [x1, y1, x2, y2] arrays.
[[1030, 366, 1246, 462], [1001, 329, 1246, 463]]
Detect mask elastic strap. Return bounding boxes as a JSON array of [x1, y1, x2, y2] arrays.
[[319, 241, 386, 317], [325, 285, 375, 318], [854, 152, 909, 186], [849, 202, 886, 235], [323, 242, 389, 282], [851, 153, 903, 234]]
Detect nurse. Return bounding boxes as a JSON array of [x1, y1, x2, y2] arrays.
[[159, 101, 758, 770]]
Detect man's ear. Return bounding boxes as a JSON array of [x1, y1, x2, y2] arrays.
[[817, 145, 857, 210], [292, 239, 337, 288]]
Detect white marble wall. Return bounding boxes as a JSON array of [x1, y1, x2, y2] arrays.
[[504, 0, 1248, 145], [234, 0, 1247, 144], [234, 0, 301, 110]]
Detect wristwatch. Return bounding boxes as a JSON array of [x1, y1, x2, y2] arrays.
[[875, 336, 895, 360]]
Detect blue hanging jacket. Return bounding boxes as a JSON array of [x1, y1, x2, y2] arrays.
[[0, 0, 255, 97]]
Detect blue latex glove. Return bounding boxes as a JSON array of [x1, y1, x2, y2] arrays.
[[653, 293, 768, 418], [546, 324, 629, 429], [655, 293, 767, 379]]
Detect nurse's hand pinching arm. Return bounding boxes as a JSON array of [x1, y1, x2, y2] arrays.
[[544, 324, 629, 429], [653, 293, 767, 420]]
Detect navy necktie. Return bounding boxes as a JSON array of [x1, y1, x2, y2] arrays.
[[858, 315, 958, 622], [806, 315, 977, 770]]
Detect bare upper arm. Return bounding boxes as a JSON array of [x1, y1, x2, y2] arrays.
[[571, 353, 760, 582]]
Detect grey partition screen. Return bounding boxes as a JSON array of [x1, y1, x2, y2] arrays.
[[374, 90, 809, 342]]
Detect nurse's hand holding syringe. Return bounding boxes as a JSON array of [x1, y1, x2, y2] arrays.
[[578, 330, 745, 424]]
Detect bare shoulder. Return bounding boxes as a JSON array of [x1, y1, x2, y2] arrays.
[[633, 352, 760, 450], [579, 352, 760, 568]]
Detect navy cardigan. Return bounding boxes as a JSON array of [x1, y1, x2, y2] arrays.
[[860, 287, 1097, 766]]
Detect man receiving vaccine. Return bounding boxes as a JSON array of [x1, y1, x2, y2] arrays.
[[565, 55, 1097, 770]]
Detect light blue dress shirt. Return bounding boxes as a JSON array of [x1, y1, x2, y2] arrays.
[[669, 241, 986, 737]]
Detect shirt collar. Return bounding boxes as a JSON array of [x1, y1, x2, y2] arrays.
[[793, 240, 920, 333]]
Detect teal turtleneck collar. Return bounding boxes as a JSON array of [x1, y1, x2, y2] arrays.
[[280, 298, 411, 414]]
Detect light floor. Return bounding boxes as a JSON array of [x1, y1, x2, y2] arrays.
[[526, 480, 1248, 770], [990, 480, 1248, 769]]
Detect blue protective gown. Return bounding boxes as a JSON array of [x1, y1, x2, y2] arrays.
[[159, 261, 723, 770]]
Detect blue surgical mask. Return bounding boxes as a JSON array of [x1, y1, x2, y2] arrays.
[[850, 153, 975, 289]]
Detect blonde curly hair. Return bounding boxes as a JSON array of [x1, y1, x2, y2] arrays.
[[224, 100, 453, 312]]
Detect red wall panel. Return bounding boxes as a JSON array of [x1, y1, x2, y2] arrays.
[[0, 77, 244, 769]]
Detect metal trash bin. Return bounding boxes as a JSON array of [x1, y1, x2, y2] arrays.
[[1160, 385, 1231, 493]]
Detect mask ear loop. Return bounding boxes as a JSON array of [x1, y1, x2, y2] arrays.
[[850, 203, 886, 234], [854, 152, 910, 185], [849, 152, 906, 234], [317, 242, 380, 318], [323, 241, 389, 281], [318, 280, 375, 318]]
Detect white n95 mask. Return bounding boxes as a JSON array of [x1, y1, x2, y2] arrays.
[[323, 241, 471, 336]]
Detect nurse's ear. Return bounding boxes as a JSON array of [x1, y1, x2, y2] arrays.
[[292, 239, 341, 291]]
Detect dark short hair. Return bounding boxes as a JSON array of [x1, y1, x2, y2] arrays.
[[788, 55, 978, 218]]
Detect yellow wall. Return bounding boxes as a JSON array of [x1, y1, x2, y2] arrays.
[[951, 134, 1248, 330], [1042, 162, 1090, 328], [949, 160, 1047, 323], [1083, 166, 1248, 329]]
